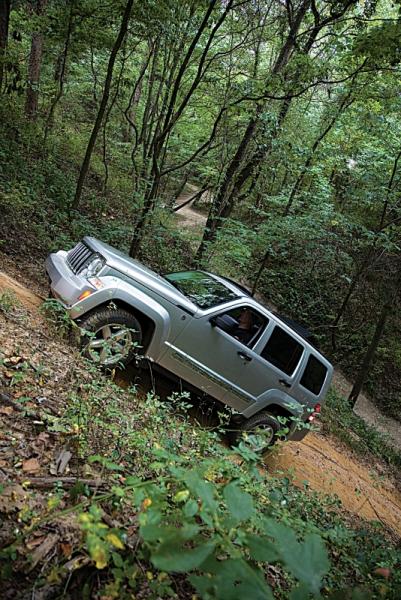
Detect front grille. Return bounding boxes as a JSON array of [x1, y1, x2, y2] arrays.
[[66, 242, 95, 274]]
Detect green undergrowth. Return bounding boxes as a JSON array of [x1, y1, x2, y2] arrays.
[[0, 102, 194, 275], [1, 359, 400, 599], [323, 389, 401, 472]]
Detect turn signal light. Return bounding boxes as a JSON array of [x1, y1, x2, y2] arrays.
[[78, 290, 92, 301]]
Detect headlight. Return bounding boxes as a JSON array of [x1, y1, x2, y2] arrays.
[[81, 255, 105, 278]]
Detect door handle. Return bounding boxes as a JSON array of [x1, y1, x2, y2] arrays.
[[279, 378, 291, 388], [237, 351, 252, 362]]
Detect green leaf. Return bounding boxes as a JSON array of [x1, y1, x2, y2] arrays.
[[183, 499, 199, 517], [151, 541, 215, 572], [141, 523, 199, 543], [184, 471, 217, 512], [246, 534, 278, 562], [124, 476, 141, 486], [262, 518, 298, 548], [86, 533, 108, 569], [262, 519, 329, 594], [190, 558, 273, 600], [287, 533, 330, 594], [112, 552, 124, 568], [289, 583, 311, 600], [223, 482, 255, 525]]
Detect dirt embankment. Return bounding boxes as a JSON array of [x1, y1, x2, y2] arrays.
[[0, 271, 43, 310], [1, 271, 401, 537]]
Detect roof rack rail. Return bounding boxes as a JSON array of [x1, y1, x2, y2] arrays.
[[273, 312, 319, 348]]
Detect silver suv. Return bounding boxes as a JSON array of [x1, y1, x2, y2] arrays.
[[46, 237, 333, 451]]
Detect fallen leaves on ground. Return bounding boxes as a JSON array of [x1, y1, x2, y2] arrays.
[[22, 457, 41, 473]]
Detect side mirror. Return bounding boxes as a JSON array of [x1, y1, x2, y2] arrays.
[[210, 314, 238, 333]]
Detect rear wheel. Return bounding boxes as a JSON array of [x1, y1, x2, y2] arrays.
[[79, 308, 142, 368], [231, 412, 279, 454]]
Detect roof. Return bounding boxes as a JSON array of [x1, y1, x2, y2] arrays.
[[212, 272, 319, 348]]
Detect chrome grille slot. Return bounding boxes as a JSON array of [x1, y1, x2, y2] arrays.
[[66, 242, 95, 274]]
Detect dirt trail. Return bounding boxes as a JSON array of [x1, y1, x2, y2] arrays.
[[174, 184, 208, 229], [0, 271, 43, 310], [266, 433, 401, 536], [1, 271, 401, 537], [333, 370, 401, 451]]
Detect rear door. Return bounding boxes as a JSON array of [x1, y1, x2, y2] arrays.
[[231, 322, 306, 407]]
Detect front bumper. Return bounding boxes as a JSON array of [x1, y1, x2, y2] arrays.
[[46, 252, 91, 307], [45, 251, 117, 319]]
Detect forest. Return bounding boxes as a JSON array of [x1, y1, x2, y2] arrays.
[[1, 0, 401, 417], [1, 0, 401, 598]]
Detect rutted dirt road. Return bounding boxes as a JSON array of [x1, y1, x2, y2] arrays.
[[1, 271, 401, 537], [266, 435, 401, 535]]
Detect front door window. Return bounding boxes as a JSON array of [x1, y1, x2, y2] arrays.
[[216, 306, 268, 348]]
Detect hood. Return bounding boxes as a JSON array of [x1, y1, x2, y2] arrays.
[[84, 236, 197, 312]]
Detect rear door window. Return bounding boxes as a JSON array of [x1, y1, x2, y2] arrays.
[[300, 355, 327, 395], [261, 326, 303, 375]]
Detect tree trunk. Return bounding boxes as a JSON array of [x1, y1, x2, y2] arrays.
[[44, 1, 74, 139], [251, 247, 270, 296], [331, 146, 401, 349], [129, 0, 232, 258], [101, 54, 126, 193], [71, 0, 134, 211], [348, 268, 401, 407], [194, 0, 311, 263], [330, 263, 367, 351], [378, 146, 401, 230], [129, 169, 160, 257], [283, 92, 355, 215], [195, 99, 291, 262], [123, 50, 149, 143], [25, 0, 48, 120], [0, 0, 10, 92]]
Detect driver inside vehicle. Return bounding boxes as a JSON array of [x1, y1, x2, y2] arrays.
[[233, 308, 254, 345]]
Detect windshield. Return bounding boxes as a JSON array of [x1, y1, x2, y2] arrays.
[[165, 271, 239, 309]]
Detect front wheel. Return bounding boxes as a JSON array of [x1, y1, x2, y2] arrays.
[[231, 412, 279, 454], [79, 308, 142, 368]]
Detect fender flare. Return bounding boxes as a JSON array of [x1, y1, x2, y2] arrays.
[[70, 277, 170, 362], [241, 389, 304, 419]]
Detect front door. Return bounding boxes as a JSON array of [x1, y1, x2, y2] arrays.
[[160, 304, 268, 411]]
